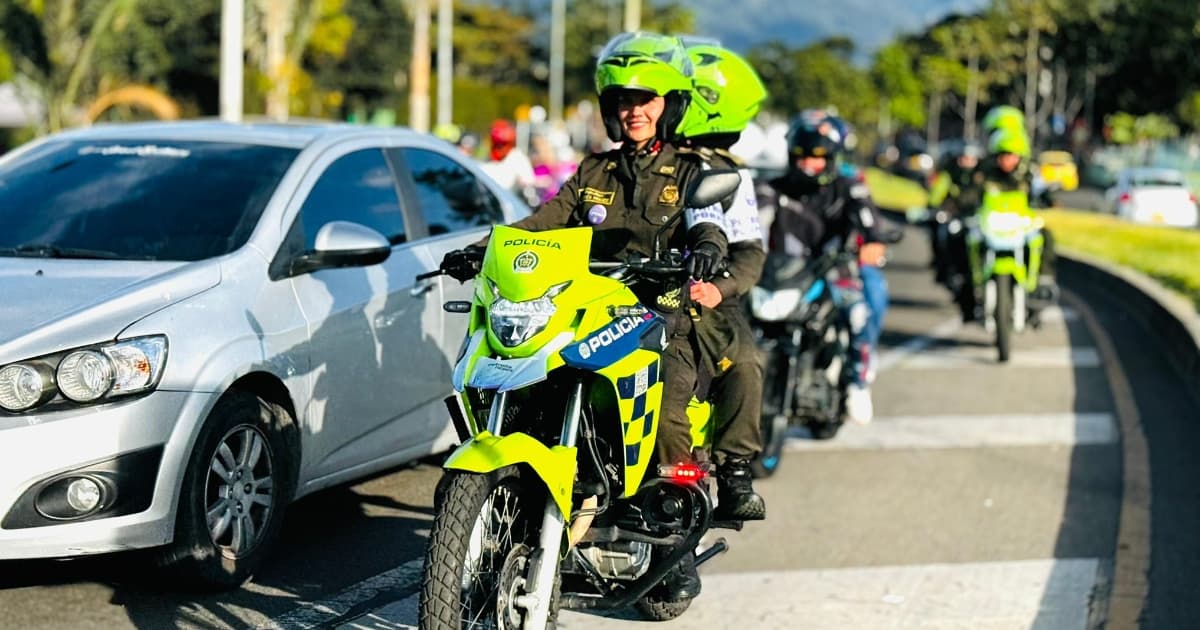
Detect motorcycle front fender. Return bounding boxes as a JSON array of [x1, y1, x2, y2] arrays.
[[444, 431, 578, 518], [991, 256, 1027, 285]]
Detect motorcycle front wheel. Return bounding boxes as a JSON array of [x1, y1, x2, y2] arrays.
[[420, 466, 557, 630], [995, 274, 1013, 363]]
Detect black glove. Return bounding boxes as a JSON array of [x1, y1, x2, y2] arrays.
[[441, 246, 485, 283], [686, 242, 722, 280]]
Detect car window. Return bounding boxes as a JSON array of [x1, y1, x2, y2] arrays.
[[399, 148, 504, 235], [1132, 171, 1183, 187], [298, 149, 406, 247], [0, 140, 297, 261]]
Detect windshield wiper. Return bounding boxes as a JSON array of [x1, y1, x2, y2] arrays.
[[0, 244, 127, 260]]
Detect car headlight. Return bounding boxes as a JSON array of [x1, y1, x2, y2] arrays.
[[0, 363, 55, 411], [750, 287, 803, 322], [0, 335, 168, 413], [488, 282, 568, 348]]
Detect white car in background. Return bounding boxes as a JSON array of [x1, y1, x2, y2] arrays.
[[1106, 167, 1199, 227]]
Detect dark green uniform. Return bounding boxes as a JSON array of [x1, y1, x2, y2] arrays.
[[697, 150, 767, 464], [510, 142, 729, 466]]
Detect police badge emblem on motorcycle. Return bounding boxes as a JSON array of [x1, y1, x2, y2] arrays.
[[513, 250, 539, 273]]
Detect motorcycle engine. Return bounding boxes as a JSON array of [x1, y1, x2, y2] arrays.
[[577, 541, 653, 581]]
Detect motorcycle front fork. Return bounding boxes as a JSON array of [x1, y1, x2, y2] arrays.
[[510, 379, 584, 630], [982, 277, 1027, 334]]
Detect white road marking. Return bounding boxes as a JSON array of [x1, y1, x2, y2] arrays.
[[890, 346, 1101, 369], [784, 413, 1117, 451], [341, 559, 1102, 630], [876, 317, 963, 374], [253, 558, 424, 630]]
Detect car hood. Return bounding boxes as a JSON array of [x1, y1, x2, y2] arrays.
[[0, 258, 221, 363]]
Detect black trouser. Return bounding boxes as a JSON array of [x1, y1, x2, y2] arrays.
[[655, 313, 702, 467], [709, 302, 764, 464]]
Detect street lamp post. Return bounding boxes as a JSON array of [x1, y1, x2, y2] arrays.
[[220, 0, 244, 122], [436, 0, 452, 127], [550, 0, 564, 124]]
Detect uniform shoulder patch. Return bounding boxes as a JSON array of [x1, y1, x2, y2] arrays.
[[605, 161, 617, 171]]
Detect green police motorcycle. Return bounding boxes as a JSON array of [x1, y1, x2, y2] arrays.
[[965, 188, 1047, 362], [417, 171, 743, 629]]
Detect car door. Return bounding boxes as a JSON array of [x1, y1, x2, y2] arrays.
[[283, 146, 446, 482], [390, 146, 509, 393]]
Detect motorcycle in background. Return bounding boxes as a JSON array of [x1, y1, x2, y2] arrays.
[[747, 248, 865, 477], [965, 189, 1049, 362]]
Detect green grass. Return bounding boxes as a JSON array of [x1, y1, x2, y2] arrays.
[[864, 167, 929, 212], [1042, 209, 1200, 310]]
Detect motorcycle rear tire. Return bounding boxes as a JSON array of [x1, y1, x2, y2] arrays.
[[636, 593, 693, 621]]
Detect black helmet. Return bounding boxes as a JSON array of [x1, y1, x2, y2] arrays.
[[786, 113, 843, 186]]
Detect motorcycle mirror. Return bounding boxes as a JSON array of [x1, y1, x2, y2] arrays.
[[684, 169, 742, 210]]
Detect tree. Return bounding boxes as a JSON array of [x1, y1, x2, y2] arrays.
[[870, 42, 924, 132], [0, 0, 149, 132]]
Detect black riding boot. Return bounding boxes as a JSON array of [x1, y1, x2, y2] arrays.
[[714, 458, 766, 521], [661, 550, 701, 601]]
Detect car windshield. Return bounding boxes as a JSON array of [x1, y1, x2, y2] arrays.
[[1131, 171, 1183, 187], [0, 139, 298, 261]]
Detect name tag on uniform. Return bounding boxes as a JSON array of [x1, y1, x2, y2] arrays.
[[581, 187, 615, 205]]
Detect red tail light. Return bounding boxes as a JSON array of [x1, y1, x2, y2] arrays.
[[1189, 193, 1197, 204], [659, 462, 707, 484], [1119, 192, 1132, 203]]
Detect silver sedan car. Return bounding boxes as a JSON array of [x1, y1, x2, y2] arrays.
[[0, 120, 528, 587]]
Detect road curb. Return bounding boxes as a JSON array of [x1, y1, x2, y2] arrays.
[[1058, 247, 1200, 387]]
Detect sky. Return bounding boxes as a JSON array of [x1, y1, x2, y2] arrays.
[[681, 0, 991, 59]]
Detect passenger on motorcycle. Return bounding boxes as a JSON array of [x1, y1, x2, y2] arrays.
[[441, 31, 733, 603], [956, 125, 1059, 320], [765, 113, 887, 424], [675, 38, 768, 522]]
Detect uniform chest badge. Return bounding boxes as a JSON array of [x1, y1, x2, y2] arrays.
[[659, 184, 680, 206]]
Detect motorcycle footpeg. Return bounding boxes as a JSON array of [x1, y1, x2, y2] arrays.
[[709, 519, 744, 531]]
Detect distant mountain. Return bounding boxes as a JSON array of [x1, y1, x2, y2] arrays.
[[681, 0, 990, 59]]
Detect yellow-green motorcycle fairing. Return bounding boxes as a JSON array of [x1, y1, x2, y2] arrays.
[[446, 225, 673, 508], [968, 189, 1046, 287], [442, 431, 579, 518]]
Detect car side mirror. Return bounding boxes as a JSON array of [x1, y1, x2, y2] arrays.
[[288, 221, 391, 277], [684, 169, 742, 210]]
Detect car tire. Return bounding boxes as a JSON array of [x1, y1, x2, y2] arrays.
[[155, 389, 298, 590]]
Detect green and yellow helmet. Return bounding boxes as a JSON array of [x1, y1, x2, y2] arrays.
[[675, 39, 767, 141], [594, 32, 694, 142], [987, 126, 1031, 159], [981, 105, 1026, 137]]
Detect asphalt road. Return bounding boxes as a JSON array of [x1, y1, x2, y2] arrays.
[[2, 223, 1197, 629]]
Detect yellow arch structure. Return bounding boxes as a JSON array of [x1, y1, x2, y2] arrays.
[[85, 85, 181, 124]]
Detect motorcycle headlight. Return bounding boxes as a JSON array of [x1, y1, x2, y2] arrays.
[[750, 287, 803, 322], [488, 282, 569, 347]]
